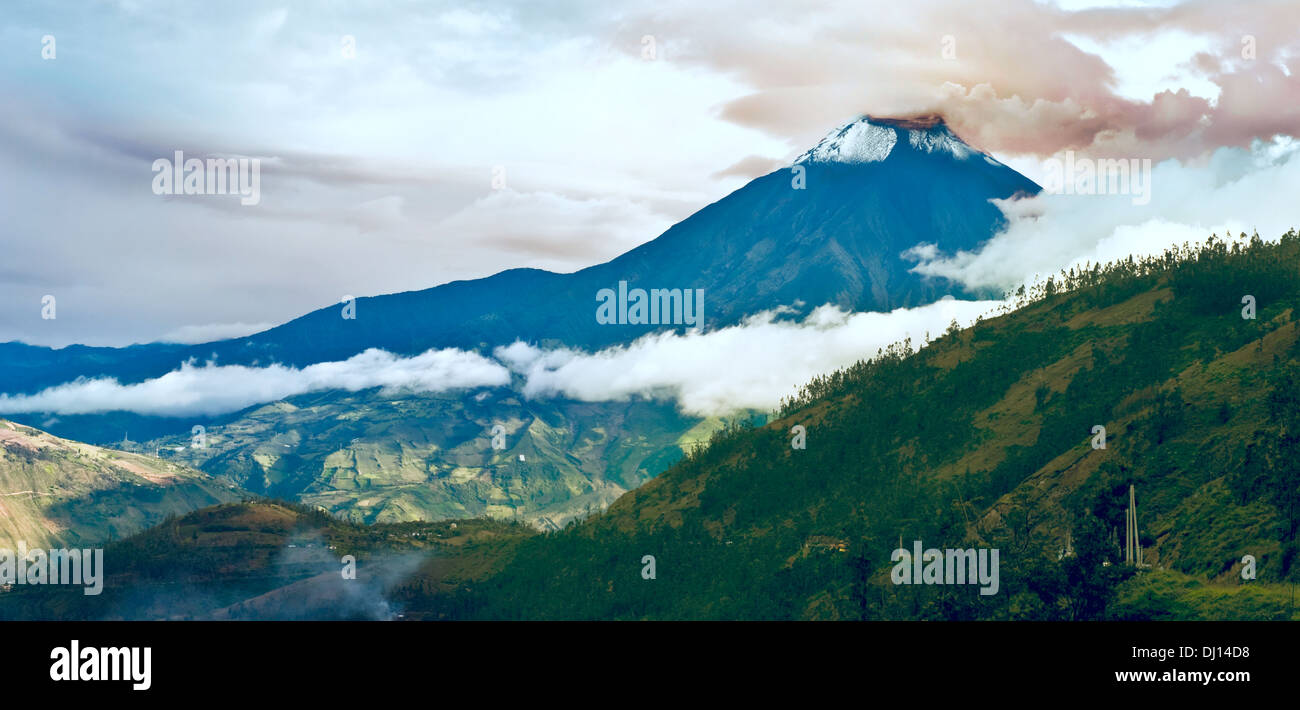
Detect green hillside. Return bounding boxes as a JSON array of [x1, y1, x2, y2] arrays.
[[396, 231, 1300, 620]]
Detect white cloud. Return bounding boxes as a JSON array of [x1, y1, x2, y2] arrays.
[[905, 137, 1300, 291], [0, 4, 774, 348], [497, 298, 1006, 416], [1, 298, 1006, 418], [0, 348, 510, 417]]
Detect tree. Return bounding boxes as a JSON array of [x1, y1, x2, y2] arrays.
[[1263, 366, 1300, 543], [1059, 511, 1131, 620]]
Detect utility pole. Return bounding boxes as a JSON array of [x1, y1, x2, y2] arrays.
[[1125, 486, 1132, 565], [1126, 484, 1144, 568], [1135, 485, 1143, 567]]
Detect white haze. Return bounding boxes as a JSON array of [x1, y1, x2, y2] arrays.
[[903, 137, 1300, 291], [0, 298, 1005, 418], [497, 298, 1005, 416], [0, 348, 510, 417], [157, 322, 278, 344]]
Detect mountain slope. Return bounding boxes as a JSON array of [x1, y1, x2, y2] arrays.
[[0, 115, 1039, 406], [392, 231, 1300, 620], [0, 419, 244, 548]]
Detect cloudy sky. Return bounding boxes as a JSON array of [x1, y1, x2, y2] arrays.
[[2, 0, 1298, 347]]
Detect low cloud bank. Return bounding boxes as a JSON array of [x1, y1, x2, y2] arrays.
[[0, 298, 1005, 419], [0, 348, 510, 417], [497, 298, 1005, 416]]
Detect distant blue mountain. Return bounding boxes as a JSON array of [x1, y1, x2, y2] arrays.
[[1, 115, 1039, 402]]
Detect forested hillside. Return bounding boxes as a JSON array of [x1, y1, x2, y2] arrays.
[[396, 231, 1300, 620]]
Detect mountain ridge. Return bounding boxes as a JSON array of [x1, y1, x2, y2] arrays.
[[1, 114, 1039, 414]]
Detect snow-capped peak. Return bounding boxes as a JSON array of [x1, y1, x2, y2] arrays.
[[794, 115, 976, 165]]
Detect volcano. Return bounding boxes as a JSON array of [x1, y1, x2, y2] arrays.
[[1, 115, 1040, 398]]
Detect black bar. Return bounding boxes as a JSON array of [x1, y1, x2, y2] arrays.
[[3, 621, 1288, 698]]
